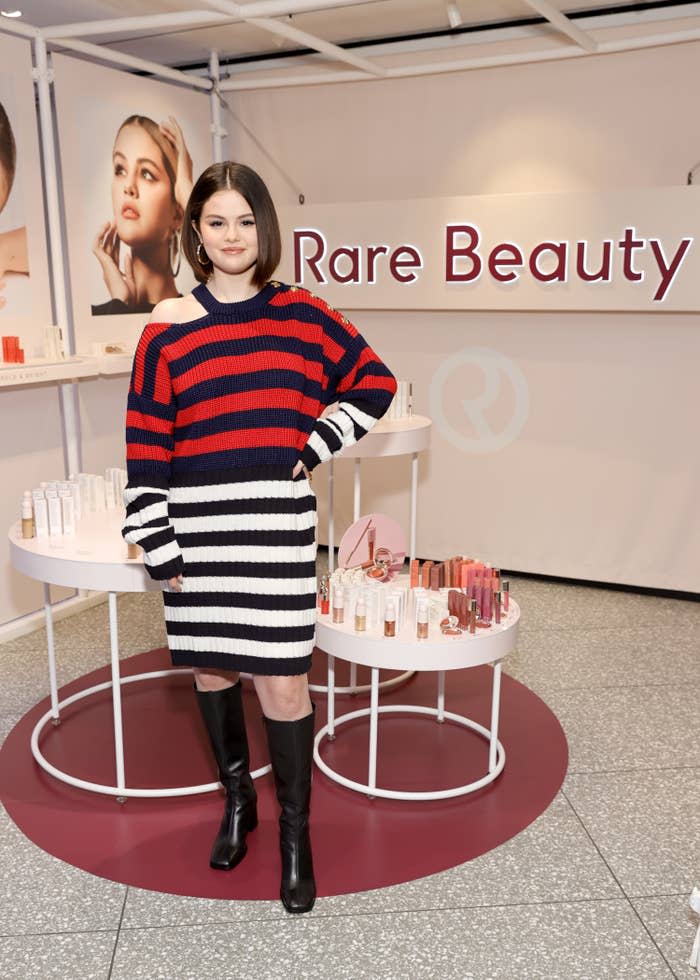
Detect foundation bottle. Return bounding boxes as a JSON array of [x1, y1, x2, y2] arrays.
[[354, 598, 367, 632], [416, 602, 429, 639], [332, 589, 345, 624], [21, 495, 34, 539], [384, 599, 396, 638]]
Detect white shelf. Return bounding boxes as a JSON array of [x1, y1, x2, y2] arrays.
[[0, 351, 136, 389], [0, 356, 99, 388]]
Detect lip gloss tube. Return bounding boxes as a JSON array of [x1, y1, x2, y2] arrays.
[[367, 526, 376, 562], [469, 598, 477, 634], [494, 590, 501, 624], [502, 580, 510, 612], [481, 582, 492, 622]]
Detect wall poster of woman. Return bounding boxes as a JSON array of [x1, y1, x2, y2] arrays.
[[91, 114, 194, 316], [51, 53, 211, 352]]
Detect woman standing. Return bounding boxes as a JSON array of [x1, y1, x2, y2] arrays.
[[121, 162, 397, 914], [92, 114, 192, 315]]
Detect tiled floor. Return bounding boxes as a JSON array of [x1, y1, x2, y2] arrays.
[[0, 564, 698, 979]]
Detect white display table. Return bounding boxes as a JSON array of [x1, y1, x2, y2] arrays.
[[313, 594, 520, 801], [8, 511, 271, 801], [315, 412, 432, 698]]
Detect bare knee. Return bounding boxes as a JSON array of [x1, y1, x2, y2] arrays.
[[254, 674, 311, 720], [193, 668, 240, 692]]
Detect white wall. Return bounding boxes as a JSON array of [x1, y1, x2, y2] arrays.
[[217, 41, 700, 592]]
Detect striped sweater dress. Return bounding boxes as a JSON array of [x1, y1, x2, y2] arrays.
[[121, 281, 397, 676]]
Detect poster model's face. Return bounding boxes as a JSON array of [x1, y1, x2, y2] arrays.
[[111, 123, 178, 249], [199, 189, 259, 276]]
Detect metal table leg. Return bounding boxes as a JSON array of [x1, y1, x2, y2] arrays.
[[43, 582, 60, 726]]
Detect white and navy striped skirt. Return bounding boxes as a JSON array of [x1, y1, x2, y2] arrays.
[[163, 465, 317, 676]]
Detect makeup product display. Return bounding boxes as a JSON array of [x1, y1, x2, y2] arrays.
[[337, 513, 407, 585], [2, 335, 25, 364], [321, 529, 515, 643], [384, 380, 413, 421], [18, 467, 128, 539]]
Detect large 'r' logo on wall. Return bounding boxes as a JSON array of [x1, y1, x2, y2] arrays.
[[429, 347, 530, 454]]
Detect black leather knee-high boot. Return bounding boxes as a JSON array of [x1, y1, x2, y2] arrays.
[[195, 681, 258, 870], [263, 705, 316, 913]]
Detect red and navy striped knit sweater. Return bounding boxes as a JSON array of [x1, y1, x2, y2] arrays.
[[122, 281, 397, 580]]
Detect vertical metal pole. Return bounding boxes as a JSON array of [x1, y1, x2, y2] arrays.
[[43, 583, 60, 724], [34, 37, 81, 478], [489, 662, 502, 772], [437, 670, 445, 723], [209, 50, 224, 162], [327, 654, 336, 740], [353, 458, 361, 521], [108, 591, 127, 799], [410, 452, 418, 565], [367, 666, 379, 795], [328, 459, 335, 573]]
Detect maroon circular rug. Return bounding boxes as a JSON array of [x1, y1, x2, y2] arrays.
[[0, 647, 567, 899]]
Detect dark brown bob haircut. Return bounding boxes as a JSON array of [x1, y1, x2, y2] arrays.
[[182, 162, 281, 287]]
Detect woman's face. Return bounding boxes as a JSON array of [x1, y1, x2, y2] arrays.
[[197, 189, 259, 277], [111, 124, 178, 249]]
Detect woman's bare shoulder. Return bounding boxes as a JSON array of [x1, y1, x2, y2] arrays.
[[149, 292, 207, 325]]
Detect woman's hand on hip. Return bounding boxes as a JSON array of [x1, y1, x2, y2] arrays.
[[167, 573, 183, 592], [292, 460, 312, 482]]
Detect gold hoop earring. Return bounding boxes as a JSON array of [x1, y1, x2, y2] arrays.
[[196, 241, 208, 266], [169, 229, 181, 277]]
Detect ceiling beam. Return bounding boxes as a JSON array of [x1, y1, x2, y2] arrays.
[[522, 0, 598, 52], [245, 16, 387, 74], [41, 0, 387, 41], [47, 37, 212, 90]]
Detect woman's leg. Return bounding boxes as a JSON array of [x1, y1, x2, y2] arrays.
[[254, 672, 316, 914], [193, 667, 257, 870]]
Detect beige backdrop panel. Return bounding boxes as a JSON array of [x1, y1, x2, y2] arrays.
[[221, 40, 700, 592]]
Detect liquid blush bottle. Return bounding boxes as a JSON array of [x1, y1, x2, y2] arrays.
[[384, 599, 396, 637]]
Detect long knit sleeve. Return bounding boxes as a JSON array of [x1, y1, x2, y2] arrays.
[[121, 322, 184, 581], [299, 303, 397, 472]]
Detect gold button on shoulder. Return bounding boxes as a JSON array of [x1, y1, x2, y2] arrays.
[[270, 280, 281, 287]]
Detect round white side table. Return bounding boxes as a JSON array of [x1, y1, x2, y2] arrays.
[[314, 412, 432, 697], [313, 595, 520, 801], [9, 512, 271, 801]]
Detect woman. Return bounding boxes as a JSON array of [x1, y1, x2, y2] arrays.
[[121, 162, 397, 913], [92, 114, 192, 315]]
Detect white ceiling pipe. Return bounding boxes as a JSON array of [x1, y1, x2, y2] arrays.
[[243, 15, 387, 74], [523, 0, 598, 52], [47, 36, 213, 90], [219, 23, 700, 91], [43, 0, 388, 40], [0, 18, 40, 39]]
